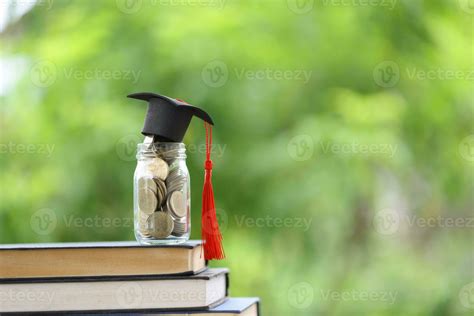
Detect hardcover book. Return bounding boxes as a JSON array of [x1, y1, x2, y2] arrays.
[[69, 298, 260, 315], [0, 268, 228, 313], [0, 241, 206, 280]]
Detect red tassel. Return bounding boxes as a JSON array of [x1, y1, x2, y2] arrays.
[[201, 122, 225, 260]]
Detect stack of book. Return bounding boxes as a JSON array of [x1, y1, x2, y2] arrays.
[[0, 241, 260, 315]]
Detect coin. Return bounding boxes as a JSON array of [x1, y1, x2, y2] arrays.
[[137, 177, 157, 194], [138, 213, 148, 224], [154, 178, 167, 206], [159, 180, 168, 197], [137, 210, 149, 220], [138, 219, 149, 233], [147, 212, 174, 238], [144, 136, 154, 149], [147, 157, 169, 180], [155, 184, 163, 206], [166, 172, 186, 192], [152, 143, 180, 160], [166, 167, 179, 177], [168, 191, 186, 218], [172, 220, 187, 237], [137, 211, 151, 235], [167, 180, 184, 193], [138, 187, 158, 215], [166, 172, 181, 182]]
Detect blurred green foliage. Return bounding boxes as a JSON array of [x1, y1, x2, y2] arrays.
[[0, 0, 473, 315]]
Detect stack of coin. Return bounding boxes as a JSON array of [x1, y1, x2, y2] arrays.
[[136, 144, 189, 239], [166, 168, 186, 192], [164, 190, 188, 237]]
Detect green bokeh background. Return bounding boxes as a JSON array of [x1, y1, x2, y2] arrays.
[[1, 0, 473, 315]]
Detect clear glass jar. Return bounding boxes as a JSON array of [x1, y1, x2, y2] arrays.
[[134, 142, 190, 244]]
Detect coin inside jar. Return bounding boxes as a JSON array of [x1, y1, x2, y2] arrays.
[[166, 173, 186, 192], [154, 178, 167, 206], [147, 157, 169, 180], [168, 190, 186, 218], [147, 212, 174, 239], [137, 188, 158, 215], [137, 210, 152, 236], [137, 177, 157, 194], [171, 219, 187, 236]]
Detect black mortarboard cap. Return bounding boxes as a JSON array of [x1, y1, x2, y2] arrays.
[[127, 92, 214, 142]]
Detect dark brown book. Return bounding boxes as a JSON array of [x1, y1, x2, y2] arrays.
[[0, 241, 206, 280]]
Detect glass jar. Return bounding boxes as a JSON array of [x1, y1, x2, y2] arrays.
[[134, 142, 190, 244]]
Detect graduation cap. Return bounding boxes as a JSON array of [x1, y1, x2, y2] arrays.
[[127, 92, 214, 142], [127, 92, 225, 260]]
